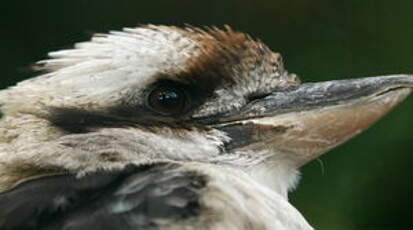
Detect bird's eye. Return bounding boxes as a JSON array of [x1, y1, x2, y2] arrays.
[[148, 85, 188, 116]]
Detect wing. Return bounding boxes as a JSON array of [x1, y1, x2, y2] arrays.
[[0, 163, 207, 230]]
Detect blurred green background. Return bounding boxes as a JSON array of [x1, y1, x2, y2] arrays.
[[1, 0, 412, 229]]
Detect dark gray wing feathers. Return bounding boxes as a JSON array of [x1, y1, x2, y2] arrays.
[[0, 163, 206, 230]]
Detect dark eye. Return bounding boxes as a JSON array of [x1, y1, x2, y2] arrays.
[[148, 85, 188, 116]]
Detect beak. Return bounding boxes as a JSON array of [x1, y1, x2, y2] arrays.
[[214, 75, 413, 167]]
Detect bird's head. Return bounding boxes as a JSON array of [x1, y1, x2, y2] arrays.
[[0, 25, 412, 197]]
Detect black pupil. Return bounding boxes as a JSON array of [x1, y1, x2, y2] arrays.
[[149, 87, 186, 115], [157, 90, 180, 107]]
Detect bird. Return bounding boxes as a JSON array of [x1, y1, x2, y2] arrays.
[[0, 25, 412, 230]]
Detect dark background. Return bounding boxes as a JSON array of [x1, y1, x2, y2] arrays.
[[1, 1, 412, 229]]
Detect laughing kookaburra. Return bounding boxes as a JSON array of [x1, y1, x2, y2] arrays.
[[0, 25, 412, 230]]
